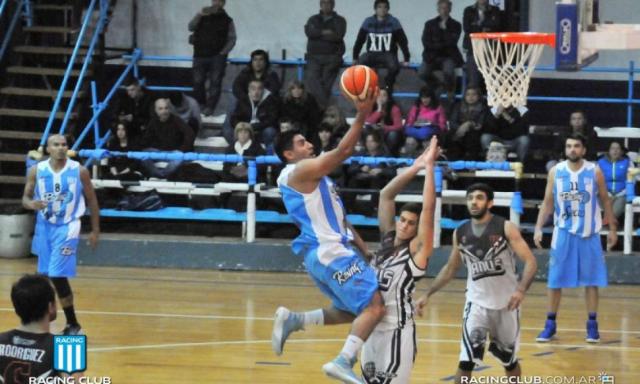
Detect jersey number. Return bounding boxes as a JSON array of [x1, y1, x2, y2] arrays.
[[54, 183, 61, 192], [378, 270, 395, 291]]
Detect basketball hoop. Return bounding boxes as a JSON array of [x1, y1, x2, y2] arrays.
[[471, 32, 555, 108]]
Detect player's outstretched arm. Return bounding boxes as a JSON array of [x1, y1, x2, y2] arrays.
[[595, 167, 618, 251], [504, 221, 538, 311], [292, 88, 378, 183], [534, 166, 556, 249], [411, 137, 439, 269], [80, 167, 100, 249], [22, 166, 46, 211]]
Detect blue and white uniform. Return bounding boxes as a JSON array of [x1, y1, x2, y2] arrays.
[[549, 160, 607, 288], [278, 164, 378, 315], [32, 159, 86, 277]]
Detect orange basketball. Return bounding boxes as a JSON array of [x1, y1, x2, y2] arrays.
[[340, 65, 378, 101]]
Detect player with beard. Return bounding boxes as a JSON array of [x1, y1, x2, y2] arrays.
[[534, 133, 617, 343], [415, 183, 537, 384]]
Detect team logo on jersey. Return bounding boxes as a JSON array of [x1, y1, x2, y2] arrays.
[[332, 262, 363, 286], [53, 335, 87, 374], [60, 246, 75, 256], [559, 190, 590, 203], [469, 258, 505, 281]]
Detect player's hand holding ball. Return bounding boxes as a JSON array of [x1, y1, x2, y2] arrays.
[[340, 65, 379, 115]]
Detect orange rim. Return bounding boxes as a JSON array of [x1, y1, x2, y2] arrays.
[[471, 32, 556, 47]]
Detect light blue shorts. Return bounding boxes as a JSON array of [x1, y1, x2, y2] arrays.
[[548, 230, 607, 289], [34, 219, 80, 278]]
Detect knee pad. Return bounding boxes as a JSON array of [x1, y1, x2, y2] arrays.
[[488, 341, 516, 366], [458, 361, 476, 371]]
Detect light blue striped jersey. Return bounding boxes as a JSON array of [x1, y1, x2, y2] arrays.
[[34, 159, 86, 225], [277, 164, 354, 263], [553, 160, 601, 237]]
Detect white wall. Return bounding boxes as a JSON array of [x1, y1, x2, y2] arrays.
[[105, 0, 640, 80]]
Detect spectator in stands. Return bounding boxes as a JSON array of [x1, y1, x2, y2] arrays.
[[321, 105, 349, 139], [115, 78, 155, 140], [598, 140, 634, 221], [446, 86, 492, 160], [279, 118, 298, 133], [547, 110, 599, 170], [139, 98, 195, 179], [405, 85, 448, 145], [353, 0, 410, 90], [169, 92, 202, 135], [399, 137, 421, 159], [304, 0, 347, 108], [463, 0, 502, 88], [365, 87, 403, 155], [232, 49, 281, 101], [106, 122, 142, 181], [223, 122, 266, 182], [419, 0, 464, 102], [313, 122, 346, 185], [281, 80, 322, 138], [189, 0, 236, 116], [481, 105, 530, 162], [230, 80, 280, 150]]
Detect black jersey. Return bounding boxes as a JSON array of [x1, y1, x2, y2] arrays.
[[0, 329, 58, 383]]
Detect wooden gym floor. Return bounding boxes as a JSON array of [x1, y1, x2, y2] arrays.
[[1, 257, 638, 383]]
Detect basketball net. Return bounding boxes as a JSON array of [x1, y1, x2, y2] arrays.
[[471, 33, 554, 109]]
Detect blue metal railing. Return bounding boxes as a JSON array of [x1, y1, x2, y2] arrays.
[[0, 0, 27, 63]]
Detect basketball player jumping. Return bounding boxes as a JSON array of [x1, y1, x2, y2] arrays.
[[534, 133, 617, 343], [271, 88, 382, 384], [416, 183, 537, 384], [359, 137, 439, 383], [22, 134, 100, 335]]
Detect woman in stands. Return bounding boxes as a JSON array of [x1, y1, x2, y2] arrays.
[[223, 122, 266, 182], [404, 85, 447, 146], [597, 140, 635, 221], [106, 122, 142, 181], [281, 80, 321, 138], [365, 87, 404, 155], [321, 104, 349, 139]]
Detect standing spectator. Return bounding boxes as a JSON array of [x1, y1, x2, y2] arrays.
[[169, 92, 202, 135], [281, 80, 322, 138], [223, 122, 266, 182], [404, 85, 448, 144], [419, 0, 464, 102], [304, 0, 347, 108], [463, 0, 502, 88], [232, 49, 281, 101], [446, 86, 492, 160], [481, 105, 530, 162], [353, 0, 410, 90], [598, 141, 634, 221], [547, 110, 599, 170], [230, 80, 280, 150], [189, 0, 236, 116], [114, 78, 155, 140], [106, 122, 142, 181], [139, 99, 195, 179], [365, 87, 404, 155]]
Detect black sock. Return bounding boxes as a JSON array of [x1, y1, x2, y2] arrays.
[[547, 312, 557, 321], [63, 306, 79, 326], [588, 312, 597, 321]]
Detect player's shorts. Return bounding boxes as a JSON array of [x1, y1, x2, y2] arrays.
[[548, 229, 607, 289], [361, 324, 416, 384], [303, 246, 378, 316], [459, 301, 520, 369], [34, 219, 81, 278]]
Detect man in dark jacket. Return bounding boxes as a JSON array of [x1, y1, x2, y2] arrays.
[[189, 0, 236, 116], [114, 78, 155, 141], [230, 80, 279, 150], [140, 98, 195, 178], [463, 0, 502, 88], [481, 105, 530, 162], [419, 0, 463, 100], [232, 49, 281, 101], [353, 0, 410, 90], [304, 0, 347, 108]]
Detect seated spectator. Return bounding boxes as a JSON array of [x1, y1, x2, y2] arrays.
[[446, 87, 492, 160], [399, 136, 422, 159], [463, 0, 502, 88], [230, 79, 280, 151], [281, 80, 321, 137], [232, 49, 281, 101], [313, 122, 339, 155], [223, 122, 266, 182], [139, 98, 195, 179], [352, 0, 410, 90], [106, 122, 143, 181], [598, 140, 634, 221], [547, 110, 599, 170], [279, 118, 299, 133], [114, 78, 155, 140], [321, 104, 349, 138], [481, 105, 530, 162], [404, 85, 447, 144], [419, 0, 463, 102], [169, 92, 202, 135], [365, 87, 404, 155]]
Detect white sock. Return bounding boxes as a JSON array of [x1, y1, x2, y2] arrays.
[[303, 309, 324, 326], [340, 335, 364, 361]]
